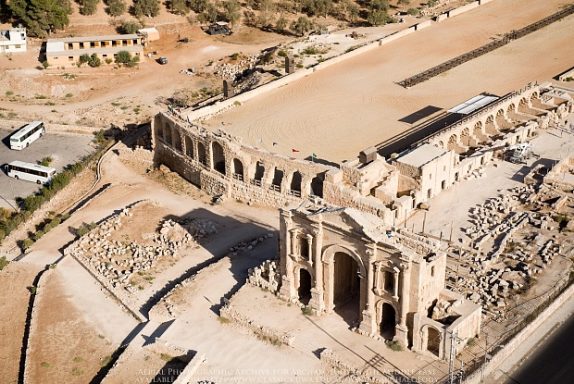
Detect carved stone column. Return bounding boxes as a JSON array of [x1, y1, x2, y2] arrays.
[[306, 234, 313, 262], [309, 224, 325, 313], [359, 244, 377, 336], [394, 260, 411, 347], [279, 218, 297, 301], [393, 268, 400, 300]]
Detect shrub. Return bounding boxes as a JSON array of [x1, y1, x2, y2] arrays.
[[387, 340, 403, 351], [0, 256, 9, 271], [38, 156, 53, 166], [79, 54, 91, 65], [21, 238, 34, 250], [88, 54, 101, 67], [115, 51, 140, 67]]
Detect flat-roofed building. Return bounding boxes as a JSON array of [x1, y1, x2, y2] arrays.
[[0, 27, 27, 54], [46, 34, 144, 68]]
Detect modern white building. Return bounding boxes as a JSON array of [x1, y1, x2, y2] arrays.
[[0, 27, 27, 54]]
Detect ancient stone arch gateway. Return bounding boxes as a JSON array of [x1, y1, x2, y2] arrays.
[[277, 204, 482, 358]]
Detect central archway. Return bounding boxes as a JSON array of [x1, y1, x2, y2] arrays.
[[333, 251, 360, 325]]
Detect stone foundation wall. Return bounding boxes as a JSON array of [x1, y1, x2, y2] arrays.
[[220, 302, 294, 346]]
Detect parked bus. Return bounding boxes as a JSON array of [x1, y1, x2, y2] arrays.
[[5, 161, 56, 184], [9, 121, 45, 150]]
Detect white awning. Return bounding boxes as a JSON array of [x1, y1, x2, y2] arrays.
[[448, 94, 499, 115]]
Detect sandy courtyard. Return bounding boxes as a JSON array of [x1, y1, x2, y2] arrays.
[[204, 0, 574, 162]]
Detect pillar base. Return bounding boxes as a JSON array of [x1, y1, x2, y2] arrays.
[[393, 324, 409, 348], [278, 275, 296, 302], [309, 288, 325, 314], [358, 309, 377, 336]]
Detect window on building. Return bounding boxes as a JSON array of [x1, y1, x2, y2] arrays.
[[431, 266, 435, 277], [90, 42, 96, 48], [384, 270, 394, 293], [15, 45, 21, 49], [68, 56, 74, 61], [67, 43, 73, 49], [429, 172, 432, 179], [79, 42, 84, 49]]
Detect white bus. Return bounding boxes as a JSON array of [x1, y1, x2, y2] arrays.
[[5, 161, 56, 184], [9, 121, 45, 150]]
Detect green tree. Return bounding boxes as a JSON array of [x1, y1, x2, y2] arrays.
[[275, 15, 287, 32], [223, 0, 241, 25], [369, 0, 388, 11], [367, 9, 390, 26], [106, 0, 126, 16], [78, 0, 99, 15], [290, 16, 313, 36], [197, 1, 218, 23], [168, 0, 188, 15], [133, 0, 160, 17], [188, 0, 208, 13], [9, 0, 72, 37], [119, 20, 142, 34]]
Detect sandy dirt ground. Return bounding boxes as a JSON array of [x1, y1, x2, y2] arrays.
[[0, 262, 39, 384], [204, 0, 574, 162], [0, 23, 289, 128], [228, 283, 448, 383], [157, 241, 334, 384], [26, 269, 117, 384]]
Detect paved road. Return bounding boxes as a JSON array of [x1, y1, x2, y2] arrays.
[[507, 314, 574, 384], [0, 128, 93, 209], [486, 288, 574, 384]]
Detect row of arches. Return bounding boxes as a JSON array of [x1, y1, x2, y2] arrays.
[[437, 93, 544, 154], [156, 121, 326, 198]]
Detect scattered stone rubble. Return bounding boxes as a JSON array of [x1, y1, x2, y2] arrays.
[[451, 183, 571, 315], [67, 204, 218, 294]]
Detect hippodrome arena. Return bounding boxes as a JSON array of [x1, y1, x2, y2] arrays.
[[151, 0, 574, 226]]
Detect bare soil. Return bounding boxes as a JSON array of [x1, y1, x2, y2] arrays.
[[0, 262, 39, 384], [26, 270, 116, 384]]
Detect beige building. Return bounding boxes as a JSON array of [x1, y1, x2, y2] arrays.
[[46, 34, 144, 68], [277, 204, 481, 358], [0, 27, 27, 54]]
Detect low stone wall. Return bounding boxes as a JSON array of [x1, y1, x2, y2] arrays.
[[448, 1, 480, 18], [173, 353, 206, 384], [464, 283, 574, 384], [219, 302, 294, 346]]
